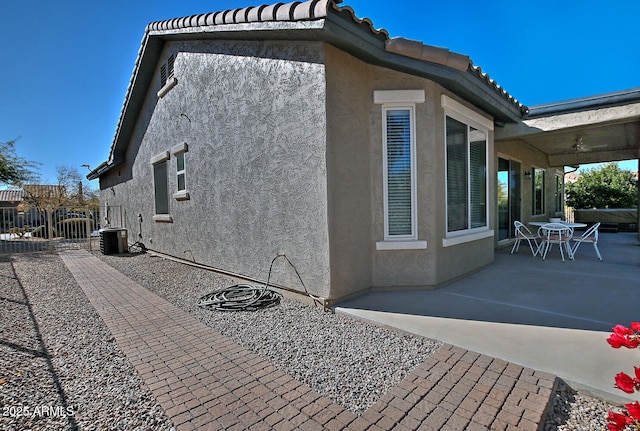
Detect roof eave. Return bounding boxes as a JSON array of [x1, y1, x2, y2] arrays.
[[99, 0, 525, 178], [527, 87, 640, 118], [87, 160, 122, 181]]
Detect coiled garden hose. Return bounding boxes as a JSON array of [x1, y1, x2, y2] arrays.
[[196, 283, 281, 311], [196, 254, 293, 311]]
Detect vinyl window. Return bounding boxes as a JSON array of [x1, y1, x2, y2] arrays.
[[172, 143, 189, 201], [153, 161, 169, 215], [532, 168, 545, 215], [176, 153, 186, 191], [374, 90, 426, 250], [383, 106, 417, 240], [151, 151, 172, 222], [442, 96, 491, 237], [555, 174, 564, 213]]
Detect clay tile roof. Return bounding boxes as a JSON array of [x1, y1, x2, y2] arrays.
[[470, 65, 527, 115], [143, 0, 522, 114], [23, 185, 67, 199], [145, 0, 343, 32], [386, 37, 471, 72], [0, 189, 23, 203]]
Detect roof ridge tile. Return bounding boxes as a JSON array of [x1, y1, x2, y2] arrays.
[[147, 0, 332, 31]]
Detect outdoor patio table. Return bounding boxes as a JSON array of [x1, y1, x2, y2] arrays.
[[535, 223, 575, 261], [529, 221, 587, 228]]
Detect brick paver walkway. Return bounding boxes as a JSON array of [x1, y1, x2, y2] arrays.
[[60, 249, 557, 430]]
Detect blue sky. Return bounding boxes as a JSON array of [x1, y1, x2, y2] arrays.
[[2, 0, 639, 185]]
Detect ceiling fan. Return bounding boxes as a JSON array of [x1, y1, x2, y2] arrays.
[[572, 137, 608, 152]]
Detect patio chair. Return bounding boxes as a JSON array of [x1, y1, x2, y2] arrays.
[[571, 222, 602, 261], [511, 221, 540, 256], [537, 223, 574, 261]]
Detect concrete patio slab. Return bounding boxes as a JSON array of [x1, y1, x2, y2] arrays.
[[336, 232, 640, 404]]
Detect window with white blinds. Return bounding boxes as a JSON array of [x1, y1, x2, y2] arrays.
[[446, 117, 488, 233], [469, 128, 487, 229], [383, 106, 417, 240]]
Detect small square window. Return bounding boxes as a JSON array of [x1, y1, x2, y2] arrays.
[[176, 153, 186, 192], [172, 143, 189, 201]]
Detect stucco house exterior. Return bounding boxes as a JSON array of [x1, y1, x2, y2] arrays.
[[89, 0, 640, 305]]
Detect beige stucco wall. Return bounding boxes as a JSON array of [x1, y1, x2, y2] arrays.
[[101, 39, 508, 303], [325, 45, 497, 300], [324, 46, 374, 300], [100, 39, 333, 299], [368, 65, 441, 289]]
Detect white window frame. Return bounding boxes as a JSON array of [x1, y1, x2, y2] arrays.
[[374, 90, 427, 250], [442, 95, 493, 246], [176, 153, 185, 189], [151, 151, 173, 223], [532, 166, 545, 216], [172, 142, 190, 201], [555, 173, 564, 215]]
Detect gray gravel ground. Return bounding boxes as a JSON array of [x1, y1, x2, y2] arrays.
[[0, 253, 172, 431], [0, 249, 628, 430], [95, 251, 442, 416]]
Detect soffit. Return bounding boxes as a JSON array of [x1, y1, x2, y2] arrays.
[[496, 91, 640, 167]]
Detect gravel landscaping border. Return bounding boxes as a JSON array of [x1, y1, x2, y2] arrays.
[[94, 251, 443, 416], [0, 253, 173, 431]]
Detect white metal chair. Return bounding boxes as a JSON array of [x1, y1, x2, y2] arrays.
[[537, 223, 574, 261], [571, 222, 602, 261], [511, 221, 540, 256]]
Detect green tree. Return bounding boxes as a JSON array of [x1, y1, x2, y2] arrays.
[[566, 163, 638, 209], [0, 138, 40, 185]]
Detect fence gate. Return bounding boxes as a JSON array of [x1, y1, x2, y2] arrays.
[[0, 205, 102, 255]]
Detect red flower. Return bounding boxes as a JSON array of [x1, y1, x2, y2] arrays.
[[626, 401, 640, 421], [608, 332, 640, 349], [614, 325, 634, 336], [609, 333, 629, 349], [625, 337, 640, 349], [631, 322, 640, 332], [607, 411, 633, 431], [615, 372, 638, 394]]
